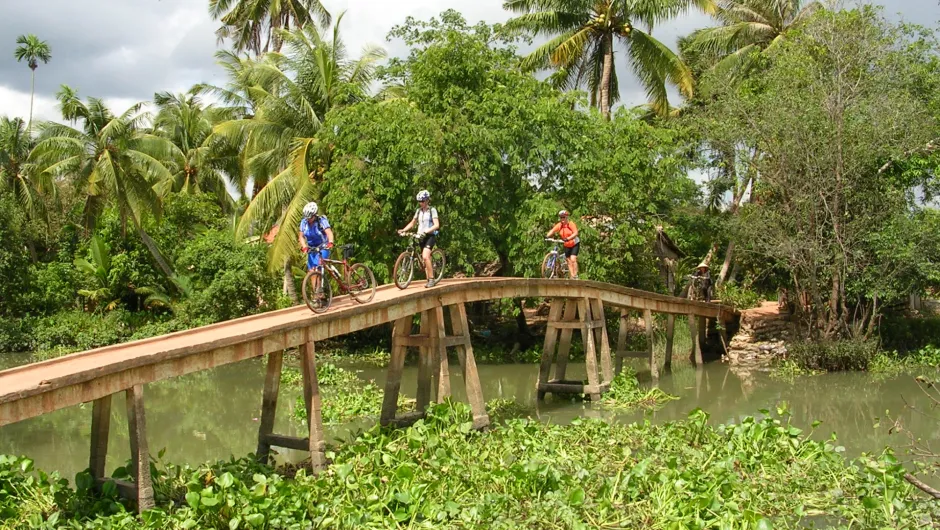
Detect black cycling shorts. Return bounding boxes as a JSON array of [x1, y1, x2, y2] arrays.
[[564, 243, 580, 257], [419, 233, 437, 249]]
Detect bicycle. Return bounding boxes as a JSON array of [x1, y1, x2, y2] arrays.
[[540, 238, 571, 279], [301, 244, 376, 313], [393, 232, 445, 289], [684, 274, 713, 303]]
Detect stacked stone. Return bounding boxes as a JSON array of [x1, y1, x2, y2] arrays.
[[726, 306, 792, 367]]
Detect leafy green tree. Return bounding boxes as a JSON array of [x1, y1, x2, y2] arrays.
[[208, 0, 331, 55], [681, 0, 821, 92], [29, 86, 176, 278], [13, 34, 51, 136], [708, 7, 939, 337], [503, 0, 715, 118]]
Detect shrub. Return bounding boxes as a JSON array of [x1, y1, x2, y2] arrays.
[[714, 282, 761, 310], [786, 339, 880, 372], [29, 311, 134, 352], [878, 315, 940, 353]]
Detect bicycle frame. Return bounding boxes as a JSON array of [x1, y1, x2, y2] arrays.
[[309, 246, 355, 293], [401, 234, 430, 273]]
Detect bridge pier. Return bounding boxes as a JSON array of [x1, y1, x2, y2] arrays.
[[381, 303, 489, 429], [614, 309, 662, 379], [87, 385, 155, 512], [538, 298, 613, 401], [255, 328, 326, 472]]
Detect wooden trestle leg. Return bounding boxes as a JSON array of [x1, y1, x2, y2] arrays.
[[380, 304, 489, 429], [537, 298, 613, 401], [254, 328, 326, 472], [88, 386, 155, 513]]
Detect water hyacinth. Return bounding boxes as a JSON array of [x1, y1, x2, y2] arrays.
[[0, 402, 932, 529]]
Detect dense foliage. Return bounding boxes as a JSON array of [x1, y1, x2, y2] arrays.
[[0, 403, 933, 529]]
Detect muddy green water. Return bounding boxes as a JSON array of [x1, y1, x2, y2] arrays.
[[1, 353, 937, 483]]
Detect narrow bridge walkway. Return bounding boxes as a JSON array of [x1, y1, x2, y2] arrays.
[[0, 278, 735, 510]]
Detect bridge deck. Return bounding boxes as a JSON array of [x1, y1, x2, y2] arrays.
[[0, 278, 734, 426]]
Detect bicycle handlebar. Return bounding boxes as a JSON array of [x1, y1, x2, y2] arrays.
[[399, 232, 423, 240], [544, 238, 565, 244]]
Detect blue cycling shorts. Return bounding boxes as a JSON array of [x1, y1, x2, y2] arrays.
[[307, 248, 331, 270]]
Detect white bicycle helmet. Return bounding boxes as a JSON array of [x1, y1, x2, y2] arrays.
[[416, 190, 431, 202], [302, 202, 319, 218], [558, 209, 569, 217]]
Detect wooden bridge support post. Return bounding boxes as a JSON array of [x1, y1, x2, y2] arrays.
[[689, 314, 703, 366], [614, 309, 628, 376], [382, 304, 489, 429], [255, 350, 283, 463], [89, 395, 111, 481], [537, 298, 612, 401], [125, 385, 155, 511], [644, 309, 658, 380], [431, 306, 451, 402], [87, 387, 154, 512], [448, 303, 488, 429], [664, 314, 675, 371], [300, 334, 326, 471], [380, 317, 411, 426], [254, 330, 326, 473]]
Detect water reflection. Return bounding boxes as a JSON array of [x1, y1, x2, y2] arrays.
[[1, 352, 936, 483]]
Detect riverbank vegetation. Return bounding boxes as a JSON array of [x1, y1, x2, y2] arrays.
[[1, 402, 934, 529]]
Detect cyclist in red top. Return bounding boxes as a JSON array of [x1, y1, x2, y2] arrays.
[[546, 210, 580, 279]]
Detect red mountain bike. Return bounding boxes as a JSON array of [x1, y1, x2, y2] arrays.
[[302, 244, 376, 313]]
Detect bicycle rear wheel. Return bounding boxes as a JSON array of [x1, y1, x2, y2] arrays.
[[560, 256, 570, 279], [393, 252, 414, 289], [348, 263, 377, 303], [431, 248, 446, 283], [541, 252, 557, 279], [302, 269, 333, 313]]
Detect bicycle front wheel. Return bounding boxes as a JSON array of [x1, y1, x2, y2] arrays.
[[540, 252, 557, 279], [393, 252, 414, 289], [302, 269, 333, 313], [348, 263, 377, 303], [431, 248, 446, 283]]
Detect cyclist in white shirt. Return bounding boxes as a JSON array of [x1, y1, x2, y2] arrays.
[[397, 190, 440, 288]]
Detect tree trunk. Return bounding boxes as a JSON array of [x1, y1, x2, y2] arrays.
[[130, 214, 175, 280], [599, 33, 614, 121], [283, 260, 298, 304], [27, 68, 35, 137]]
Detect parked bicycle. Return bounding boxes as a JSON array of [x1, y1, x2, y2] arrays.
[[684, 274, 713, 303], [302, 244, 376, 313], [540, 238, 571, 279], [393, 232, 446, 289]]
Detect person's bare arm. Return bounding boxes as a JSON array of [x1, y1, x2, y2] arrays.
[[298, 231, 307, 251]]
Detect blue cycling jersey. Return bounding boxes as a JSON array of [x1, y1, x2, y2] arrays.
[[300, 216, 331, 247]]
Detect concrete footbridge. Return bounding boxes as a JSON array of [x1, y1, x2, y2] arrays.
[[0, 277, 736, 509]]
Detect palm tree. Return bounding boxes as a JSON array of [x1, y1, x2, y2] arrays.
[[681, 0, 821, 92], [13, 34, 52, 136], [0, 116, 46, 218], [504, 0, 716, 119], [30, 86, 177, 278], [152, 89, 240, 210], [208, 0, 331, 55], [211, 12, 384, 300]]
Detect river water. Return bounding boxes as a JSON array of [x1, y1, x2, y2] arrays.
[[1, 352, 937, 483]]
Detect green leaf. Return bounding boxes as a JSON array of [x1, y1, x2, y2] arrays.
[[185, 491, 200, 508], [568, 487, 586, 505], [245, 513, 265, 527]]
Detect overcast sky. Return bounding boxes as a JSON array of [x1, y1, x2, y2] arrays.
[[1, 0, 937, 124]]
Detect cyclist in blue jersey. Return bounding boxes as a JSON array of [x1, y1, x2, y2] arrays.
[[298, 202, 334, 275], [398, 190, 440, 288]]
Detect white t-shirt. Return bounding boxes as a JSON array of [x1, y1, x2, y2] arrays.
[[413, 207, 438, 234]]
